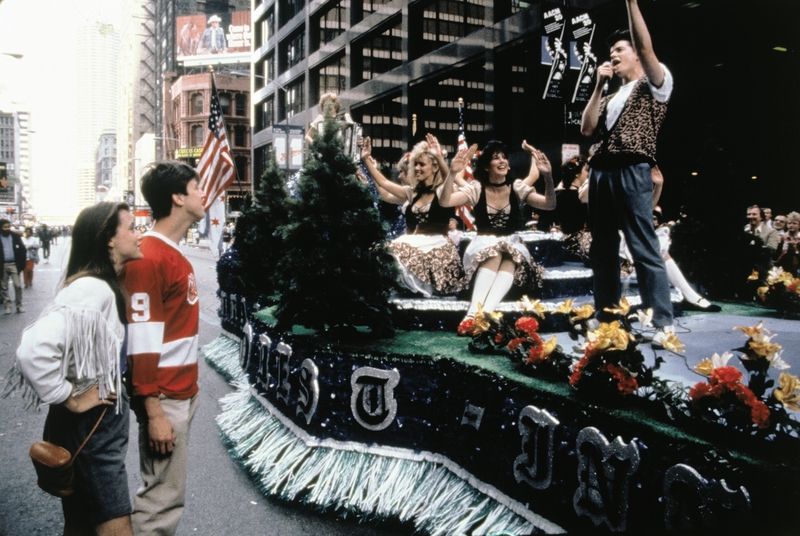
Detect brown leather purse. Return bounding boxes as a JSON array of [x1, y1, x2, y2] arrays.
[[29, 407, 107, 497]]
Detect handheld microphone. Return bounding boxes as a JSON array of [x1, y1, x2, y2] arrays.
[[602, 80, 609, 96]]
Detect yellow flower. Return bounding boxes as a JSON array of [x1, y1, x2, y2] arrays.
[[587, 321, 632, 352], [757, 286, 770, 300], [694, 359, 714, 377], [541, 336, 558, 358], [694, 352, 732, 376], [747, 269, 761, 281], [555, 299, 573, 315], [570, 304, 595, 322], [773, 373, 800, 412], [603, 296, 631, 316], [747, 340, 782, 359], [734, 322, 765, 339], [473, 304, 491, 334], [518, 295, 548, 317], [660, 332, 685, 353]]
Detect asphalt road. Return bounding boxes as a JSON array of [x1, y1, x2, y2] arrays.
[[0, 239, 407, 535]]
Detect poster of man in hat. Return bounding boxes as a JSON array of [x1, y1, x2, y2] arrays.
[[198, 14, 227, 54]]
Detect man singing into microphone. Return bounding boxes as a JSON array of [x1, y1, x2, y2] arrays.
[[580, 0, 675, 348]]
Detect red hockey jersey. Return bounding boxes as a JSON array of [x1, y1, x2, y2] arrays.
[[124, 233, 199, 399]]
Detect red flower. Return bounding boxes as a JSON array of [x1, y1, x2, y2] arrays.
[[749, 400, 771, 429], [515, 317, 540, 337], [495, 333, 505, 344], [507, 337, 527, 352], [601, 363, 639, 395], [570, 356, 588, 386], [688, 382, 713, 401], [709, 366, 743, 386], [524, 333, 545, 364], [457, 318, 475, 337]]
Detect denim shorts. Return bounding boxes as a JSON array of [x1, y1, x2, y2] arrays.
[[45, 392, 132, 527]]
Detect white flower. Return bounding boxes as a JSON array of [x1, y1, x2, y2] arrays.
[[768, 349, 791, 371], [711, 351, 733, 369], [631, 308, 653, 328]]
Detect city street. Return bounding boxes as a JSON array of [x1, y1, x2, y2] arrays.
[[0, 239, 404, 535]]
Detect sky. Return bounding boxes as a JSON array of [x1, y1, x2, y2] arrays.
[[0, 0, 119, 222]]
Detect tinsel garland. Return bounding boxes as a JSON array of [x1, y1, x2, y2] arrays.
[[205, 338, 561, 535]]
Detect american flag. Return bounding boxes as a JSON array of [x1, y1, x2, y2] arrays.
[[455, 99, 476, 230], [197, 74, 235, 211]]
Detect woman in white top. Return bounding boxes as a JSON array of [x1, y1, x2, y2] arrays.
[[441, 140, 556, 333], [361, 134, 467, 297], [21, 227, 40, 288], [12, 202, 142, 535]]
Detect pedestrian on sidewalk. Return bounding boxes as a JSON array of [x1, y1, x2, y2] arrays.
[[1, 218, 26, 314], [11, 202, 142, 535], [22, 227, 40, 288], [123, 161, 205, 536]]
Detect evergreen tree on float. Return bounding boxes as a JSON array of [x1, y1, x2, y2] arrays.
[[275, 111, 397, 337], [227, 153, 289, 303]]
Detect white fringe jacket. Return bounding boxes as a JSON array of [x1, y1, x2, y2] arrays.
[[9, 277, 124, 411]]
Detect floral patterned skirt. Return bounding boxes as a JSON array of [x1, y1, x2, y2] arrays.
[[563, 230, 592, 264], [389, 234, 466, 297], [463, 234, 544, 290]]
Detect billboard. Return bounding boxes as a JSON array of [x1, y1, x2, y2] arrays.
[[177, 11, 252, 66]]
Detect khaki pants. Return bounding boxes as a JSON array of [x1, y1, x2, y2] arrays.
[[1, 262, 21, 307], [132, 394, 199, 536]]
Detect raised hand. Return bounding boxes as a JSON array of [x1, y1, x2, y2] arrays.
[[449, 147, 470, 175], [523, 141, 552, 175], [360, 136, 372, 160], [426, 133, 443, 159]]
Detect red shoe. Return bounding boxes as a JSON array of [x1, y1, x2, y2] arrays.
[[457, 317, 475, 337]]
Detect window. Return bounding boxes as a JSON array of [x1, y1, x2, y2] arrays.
[[235, 156, 248, 183], [316, 0, 348, 50], [362, 0, 391, 18], [280, 30, 305, 73], [235, 94, 247, 116], [235, 125, 247, 147], [415, 0, 485, 57], [192, 125, 204, 147], [257, 8, 275, 47], [278, 0, 305, 27], [359, 20, 402, 82], [219, 92, 232, 115], [281, 78, 305, 120], [193, 93, 203, 115], [316, 55, 347, 103]]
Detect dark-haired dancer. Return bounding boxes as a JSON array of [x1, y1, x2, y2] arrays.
[[442, 141, 555, 333], [14, 202, 142, 535], [123, 161, 205, 535], [581, 0, 674, 347]]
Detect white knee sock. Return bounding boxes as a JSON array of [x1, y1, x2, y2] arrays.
[[481, 270, 516, 313], [665, 258, 702, 303], [467, 268, 497, 317]]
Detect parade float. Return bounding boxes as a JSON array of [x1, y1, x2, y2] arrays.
[[203, 116, 800, 534]]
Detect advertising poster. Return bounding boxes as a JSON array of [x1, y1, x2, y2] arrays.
[[570, 11, 597, 103], [541, 5, 567, 100], [177, 11, 252, 65]]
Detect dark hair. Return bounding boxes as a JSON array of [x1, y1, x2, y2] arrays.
[[653, 210, 663, 226], [475, 140, 510, 185], [560, 155, 588, 187], [65, 202, 130, 323], [606, 29, 632, 49], [140, 160, 199, 220], [0, 218, 9, 227]]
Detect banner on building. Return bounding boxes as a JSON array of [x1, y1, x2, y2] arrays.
[[176, 11, 252, 66], [569, 11, 597, 103], [541, 5, 567, 100], [273, 126, 305, 171]]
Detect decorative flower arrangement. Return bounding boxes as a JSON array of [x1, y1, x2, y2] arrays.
[[749, 267, 800, 313], [463, 300, 570, 377], [569, 320, 665, 397], [689, 322, 800, 435]]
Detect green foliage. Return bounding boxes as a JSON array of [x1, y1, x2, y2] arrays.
[[275, 113, 398, 337], [232, 153, 289, 302]]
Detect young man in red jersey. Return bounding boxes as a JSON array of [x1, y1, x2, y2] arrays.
[[124, 161, 205, 535]]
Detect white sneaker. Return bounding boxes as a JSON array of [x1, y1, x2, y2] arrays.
[[4, 305, 11, 315], [651, 326, 675, 349]]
